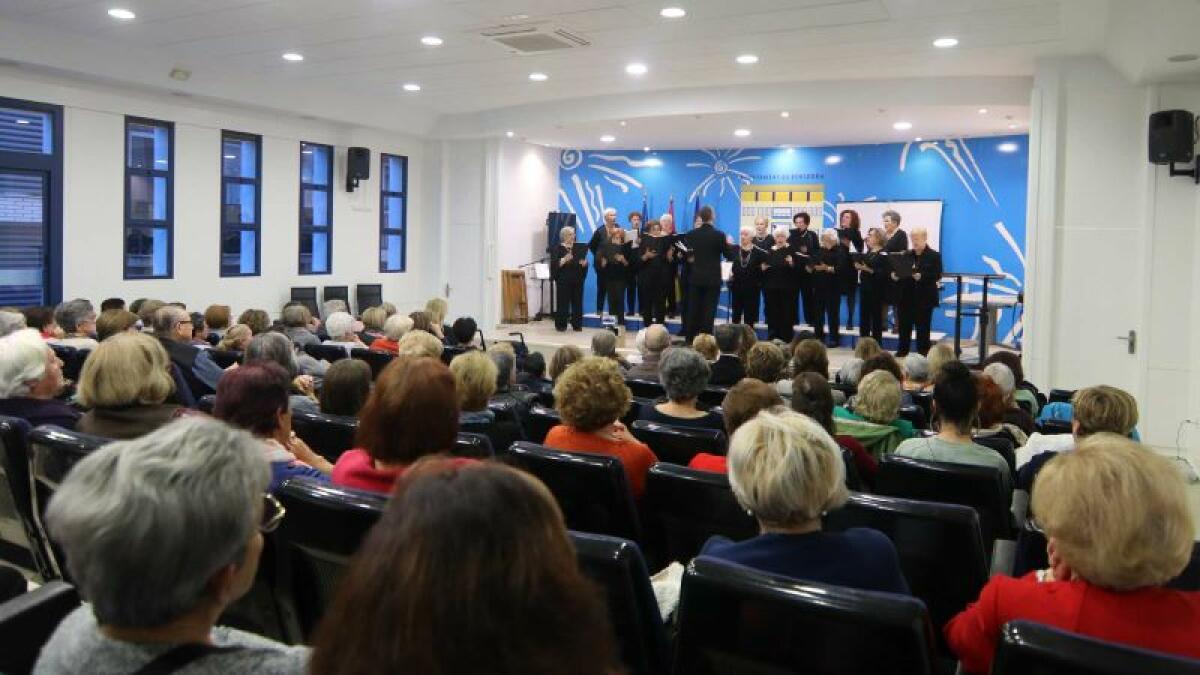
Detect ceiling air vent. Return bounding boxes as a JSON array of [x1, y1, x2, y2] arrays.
[[480, 23, 590, 53]]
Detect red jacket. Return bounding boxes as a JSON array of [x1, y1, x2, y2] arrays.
[[331, 449, 475, 494], [946, 572, 1200, 673], [543, 425, 657, 498]]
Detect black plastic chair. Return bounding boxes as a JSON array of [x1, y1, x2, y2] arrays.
[[290, 287, 319, 319], [355, 284, 383, 315], [290, 410, 358, 463], [630, 421, 726, 467], [625, 378, 666, 400], [349, 348, 393, 379], [992, 620, 1200, 675], [48, 345, 88, 383], [570, 531, 670, 675], [322, 286, 349, 313], [875, 455, 1013, 555], [696, 386, 729, 408], [973, 433, 1016, 474], [0, 416, 53, 577], [674, 556, 941, 675], [28, 426, 112, 578], [644, 463, 757, 563], [303, 343, 348, 363], [271, 478, 387, 642], [910, 390, 934, 422], [524, 405, 561, 444], [452, 432, 494, 458], [898, 403, 928, 430], [505, 442, 642, 543], [207, 349, 242, 369], [1037, 418, 1073, 435], [440, 345, 467, 365], [1048, 388, 1075, 405], [824, 492, 988, 658], [197, 394, 216, 414], [0, 581, 81, 675]]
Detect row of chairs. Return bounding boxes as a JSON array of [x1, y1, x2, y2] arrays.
[[289, 284, 382, 319]]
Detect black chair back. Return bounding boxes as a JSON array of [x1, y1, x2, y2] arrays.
[[440, 345, 466, 365], [0, 416, 54, 578], [272, 478, 386, 642], [290, 410, 358, 462], [48, 345, 88, 383], [644, 463, 756, 563], [1037, 418, 1073, 435], [524, 404, 561, 444], [570, 531, 670, 675], [824, 492, 988, 657], [349, 348, 393, 379], [1048, 388, 1075, 404], [208, 349, 242, 369], [630, 421, 726, 466], [0, 581, 81, 675], [898, 403, 928, 430], [28, 426, 112, 578], [197, 394, 216, 414], [452, 432, 494, 458], [973, 433, 1016, 474], [992, 620, 1200, 675], [322, 286, 349, 313], [696, 386, 729, 408], [303, 343, 348, 363], [290, 287, 319, 318], [505, 442, 642, 542], [674, 557, 939, 675], [354, 284, 383, 315], [875, 455, 1012, 551], [625, 378, 666, 400], [910, 390, 934, 422]]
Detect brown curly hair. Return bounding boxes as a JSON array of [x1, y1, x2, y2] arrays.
[[745, 342, 786, 383], [552, 356, 631, 432], [791, 339, 829, 379]]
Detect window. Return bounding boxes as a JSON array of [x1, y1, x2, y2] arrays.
[[0, 98, 63, 307], [220, 131, 261, 277], [124, 118, 173, 279], [299, 142, 332, 274], [380, 153, 407, 272]]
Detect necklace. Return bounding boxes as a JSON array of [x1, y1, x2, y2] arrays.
[[739, 247, 752, 267]]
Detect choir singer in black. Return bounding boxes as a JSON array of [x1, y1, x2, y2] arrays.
[[854, 228, 887, 343], [837, 209, 863, 329], [683, 205, 733, 340], [551, 226, 588, 332], [637, 219, 673, 326], [881, 209, 908, 331], [788, 212, 819, 328], [588, 208, 620, 316], [895, 227, 942, 356], [763, 228, 798, 342], [810, 230, 848, 347], [730, 226, 767, 325], [599, 228, 632, 327]]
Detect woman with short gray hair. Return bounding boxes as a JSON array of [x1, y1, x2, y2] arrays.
[[35, 416, 310, 673], [636, 347, 723, 430], [244, 332, 320, 413], [903, 353, 932, 392], [0, 328, 78, 429], [51, 298, 98, 350]]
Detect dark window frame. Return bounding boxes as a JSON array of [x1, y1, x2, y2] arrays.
[[379, 153, 407, 273], [220, 129, 262, 277], [298, 141, 333, 275], [123, 116, 174, 280]]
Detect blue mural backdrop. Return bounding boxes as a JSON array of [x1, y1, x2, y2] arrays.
[[558, 135, 1029, 345]]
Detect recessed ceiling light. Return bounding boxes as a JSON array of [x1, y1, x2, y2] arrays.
[[645, 158, 663, 167], [735, 54, 759, 65], [107, 8, 136, 20], [825, 154, 843, 165], [529, 71, 548, 81], [600, 134, 616, 143], [223, 155, 236, 159], [660, 7, 686, 19], [1008, 122, 1018, 129], [914, 137, 923, 142], [998, 142, 1019, 153], [282, 52, 304, 62], [643, 146, 651, 152], [1168, 53, 1199, 63], [402, 83, 421, 92], [625, 62, 648, 76], [932, 37, 959, 48], [506, 131, 515, 138], [893, 121, 913, 130], [977, 108, 988, 114], [780, 111, 790, 118], [619, 120, 627, 127], [733, 128, 751, 137], [504, 13, 530, 21], [421, 35, 443, 47]]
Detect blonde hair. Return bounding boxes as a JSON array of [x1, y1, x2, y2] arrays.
[[553, 357, 631, 432], [727, 408, 847, 528], [854, 370, 901, 424], [853, 337, 883, 360], [383, 314, 413, 342], [216, 324, 252, 352], [396, 331, 443, 359], [548, 345, 583, 382], [449, 350, 498, 412], [1072, 386, 1138, 437], [692, 334, 718, 360], [361, 306, 388, 332], [926, 343, 956, 379], [380, 302, 398, 317], [1033, 434, 1193, 590], [77, 332, 175, 408], [425, 298, 449, 326]]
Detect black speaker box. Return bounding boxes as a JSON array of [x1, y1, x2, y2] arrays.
[[1149, 110, 1194, 164], [346, 146, 370, 191]]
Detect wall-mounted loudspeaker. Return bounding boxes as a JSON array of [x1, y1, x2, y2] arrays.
[[347, 147, 370, 192], [1149, 110, 1195, 165]]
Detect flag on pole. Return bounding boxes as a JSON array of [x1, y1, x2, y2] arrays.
[[691, 195, 701, 230], [666, 196, 675, 234], [641, 193, 649, 233]]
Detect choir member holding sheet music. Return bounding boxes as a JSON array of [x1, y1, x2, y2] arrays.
[[788, 212, 820, 329], [626, 211, 643, 314], [588, 208, 621, 316], [894, 227, 943, 356], [551, 226, 589, 332], [598, 228, 632, 328], [810, 230, 848, 346], [661, 213, 679, 319], [683, 206, 733, 340], [837, 209, 864, 329], [730, 226, 768, 326], [752, 216, 773, 322], [880, 209, 908, 332], [637, 219, 673, 326], [855, 228, 887, 343], [764, 228, 799, 342]]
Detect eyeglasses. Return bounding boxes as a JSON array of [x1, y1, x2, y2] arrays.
[[260, 493, 286, 533]]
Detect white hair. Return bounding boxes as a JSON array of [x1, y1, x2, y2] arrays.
[[324, 311, 356, 340], [0, 311, 27, 338], [322, 298, 348, 319], [820, 229, 837, 244], [603, 207, 617, 216], [559, 226, 575, 240], [660, 213, 674, 222], [384, 314, 414, 341], [739, 226, 754, 236], [0, 328, 51, 398], [773, 226, 789, 238], [983, 362, 1016, 396]]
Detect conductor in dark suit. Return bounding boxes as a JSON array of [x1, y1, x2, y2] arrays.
[[550, 226, 588, 332], [880, 209, 909, 332], [588, 208, 620, 316], [683, 205, 733, 340], [788, 212, 819, 328], [895, 227, 942, 355]]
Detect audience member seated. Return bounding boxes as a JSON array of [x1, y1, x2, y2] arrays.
[[134, 299, 164, 332], [902, 353, 932, 393], [736, 323, 757, 361], [779, 339, 844, 404], [213, 362, 331, 490], [946, 435, 1200, 672], [688, 378, 784, 473], [983, 362, 1036, 435], [99, 297, 125, 312], [548, 345, 583, 383], [450, 351, 499, 425], [154, 306, 226, 398], [859, 352, 911, 405], [408, 310, 435, 336], [395, 330, 444, 359], [927, 342, 956, 378], [310, 459, 620, 675], [490, 349, 536, 413], [976, 373, 1029, 446], [516, 351, 549, 390], [984, 350, 1040, 415], [34, 417, 310, 673], [204, 304, 231, 342], [367, 314, 412, 355], [95, 309, 139, 342], [358, 307, 386, 345], [700, 408, 909, 593], [22, 306, 61, 339], [450, 317, 479, 349], [744, 341, 787, 385], [625, 324, 670, 380], [590, 330, 629, 370], [215, 323, 253, 352], [236, 308, 270, 336], [638, 347, 723, 429], [1016, 385, 1138, 491], [543, 357, 657, 498], [318, 359, 372, 417], [281, 303, 320, 347], [424, 297, 450, 341], [244, 332, 320, 414], [322, 312, 364, 354], [0, 328, 78, 428], [894, 361, 1011, 491], [691, 333, 718, 361], [50, 298, 98, 350], [791, 372, 878, 487], [853, 336, 883, 361], [331, 357, 459, 493], [834, 370, 915, 439], [836, 357, 863, 387], [189, 312, 211, 348], [77, 333, 193, 439], [708, 324, 745, 386]]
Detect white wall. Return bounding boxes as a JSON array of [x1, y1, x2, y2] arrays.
[[496, 141, 560, 318], [0, 65, 434, 317]]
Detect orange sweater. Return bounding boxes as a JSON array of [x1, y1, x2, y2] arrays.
[[543, 425, 658, 498]]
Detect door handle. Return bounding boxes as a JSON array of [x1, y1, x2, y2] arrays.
[[1115, 330, 1136, 355]]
